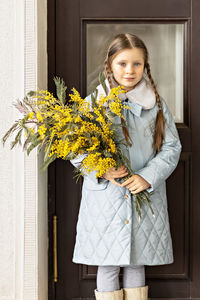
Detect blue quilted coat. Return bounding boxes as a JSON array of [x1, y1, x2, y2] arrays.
[[71, 78, 182, 266]]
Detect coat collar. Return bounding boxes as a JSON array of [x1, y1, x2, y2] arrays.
[[104, 76, 156, 110], [95, 76, 156, 117]]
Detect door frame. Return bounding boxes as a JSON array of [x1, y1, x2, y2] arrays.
[[47, 0, 200, 299]]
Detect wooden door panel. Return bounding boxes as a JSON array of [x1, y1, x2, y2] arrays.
[[190, 1, 200, 297], [80, 0, 191, 18], [47, 0, 200, 299]]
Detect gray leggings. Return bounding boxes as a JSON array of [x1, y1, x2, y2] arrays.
[[96, 265, 145, 292]]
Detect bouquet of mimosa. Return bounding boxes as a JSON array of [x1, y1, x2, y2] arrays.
[[2, 75, 154, 222]]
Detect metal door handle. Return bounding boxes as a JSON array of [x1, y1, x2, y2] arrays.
[[53, 215, 58, 282]]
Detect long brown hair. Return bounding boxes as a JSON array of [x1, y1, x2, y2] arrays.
[[104, 33, 165, 152]]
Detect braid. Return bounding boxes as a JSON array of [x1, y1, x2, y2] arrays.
[[103, 33, 165, 152], [104, 58, 132, 146], [104, 59, 113, 88], [146, 63, 165, 152], [146, 63, 162, 110]]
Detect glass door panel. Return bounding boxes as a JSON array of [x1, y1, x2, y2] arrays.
[[86, 23, 184, 123]]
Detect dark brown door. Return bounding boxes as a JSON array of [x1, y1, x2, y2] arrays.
[[47, 0, 200, 299]]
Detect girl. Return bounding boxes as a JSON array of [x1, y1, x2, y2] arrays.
[[71, 33, 182, 300]]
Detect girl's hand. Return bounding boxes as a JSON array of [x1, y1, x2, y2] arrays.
[[102, 166, 128, 186], [121, 174, 151, 194]]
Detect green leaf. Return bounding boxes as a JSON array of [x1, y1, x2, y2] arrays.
[[40, 153, 57, 171], [90, 88, 98, 109], [23, 135, 31, 151], [91, 93, 95, 108], [53, 76, 67, 105], [27, 138, 41, 155], [10, 128, 23, 149], [98, 72, 107, 94], [27, 90, 36, 97], [23, 131, 40, 152], [44, 138, 54, 162], [73, 168, 83, 183], [2, 122, 19, 146], [64, 151, 78, 160]]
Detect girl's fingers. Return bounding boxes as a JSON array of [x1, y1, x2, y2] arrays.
[[110, 178, 122, 187], [126, 182, 134, 189], [131, 186, 144, 194], [110, 166, 126, 172], [106, 166, 128, 178], [121, 176, 135, 186], [110, 169, 128, 178], [103, 173, 127, 183], [128, 183, 139, 190], [114, 171, 128, 178], [108, 172, 125, 179]]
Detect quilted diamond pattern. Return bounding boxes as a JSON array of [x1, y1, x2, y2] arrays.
[[72, 92, 181, 266], [73, 180, 132, 265], [72, 177, 174, 266], [130, 192, 173, 266]]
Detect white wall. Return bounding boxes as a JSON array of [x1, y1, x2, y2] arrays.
[[0, 1, 16, 299], [0, 1, 48, 299]]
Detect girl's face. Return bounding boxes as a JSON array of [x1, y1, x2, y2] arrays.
[[111, 48, 145, 91]]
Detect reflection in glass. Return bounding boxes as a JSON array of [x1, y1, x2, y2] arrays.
[[86, 24, 184, 123]]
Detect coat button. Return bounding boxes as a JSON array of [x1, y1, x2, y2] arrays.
[[125, 220, 129, 224], [124, 195, 129, 199]]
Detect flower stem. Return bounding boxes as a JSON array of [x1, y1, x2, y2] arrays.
[[134, 191, 155, 223], [115, 169, 155, 223]]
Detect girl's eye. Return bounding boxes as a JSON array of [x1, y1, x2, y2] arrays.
[[134, 62, 141, 66], [119, 62, 126, 67]]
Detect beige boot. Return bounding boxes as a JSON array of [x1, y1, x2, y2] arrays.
[[123, 286, 148, 300], [94, 288, 123, 300]]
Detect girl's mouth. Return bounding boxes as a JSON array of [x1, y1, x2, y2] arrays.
[[124, 77, 135, 81]]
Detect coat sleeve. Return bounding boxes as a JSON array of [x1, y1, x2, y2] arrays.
[[135, 99, 182, 192]]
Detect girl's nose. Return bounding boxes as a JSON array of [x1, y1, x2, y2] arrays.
[[126, 64, 135, 74]]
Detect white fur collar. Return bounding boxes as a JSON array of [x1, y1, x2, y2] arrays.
[[103, 76, 156, 110]]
